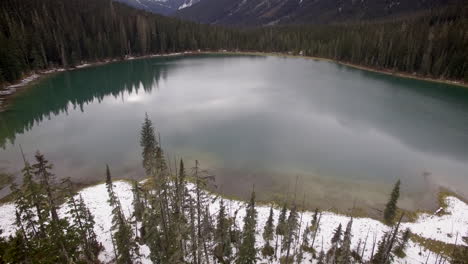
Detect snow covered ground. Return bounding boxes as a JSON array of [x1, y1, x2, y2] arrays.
[[1, 180, 466, 263]]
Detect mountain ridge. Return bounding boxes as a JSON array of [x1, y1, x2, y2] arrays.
[[114, 0, 200, 15], [174, 0, 465, 26]]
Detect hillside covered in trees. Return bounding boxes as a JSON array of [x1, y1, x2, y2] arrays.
[[0, 0, 467, 88]]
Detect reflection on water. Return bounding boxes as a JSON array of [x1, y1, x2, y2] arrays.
[[1, 54, 467, 210]]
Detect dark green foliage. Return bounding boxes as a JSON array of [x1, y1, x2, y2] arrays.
[[327, 223, 343, 263], [261, 206, 275, 259], [3, 152, 101, 263], [132, 180, 145, 222], [263, 206, 275, 243], [214, 199, 232, 263], [140, 113, 157, 176], [106, 165, 139, 263], [331, 223, 342, 245], [282, 204, 299, 260], [336, 218, 353, 264], [393, 228, 411, 258], [384, 180, 401, 225], [372, 232, 390, 264], [276, 203, 288, 237], [64, 178, 101, 262], [1, 0, 467, 87], [2, 114, 416, 263], [237, 189, 257, 264]]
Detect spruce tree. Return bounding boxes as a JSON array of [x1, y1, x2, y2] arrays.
[[214, 199, 232, 263], [383, 180, 400, 225], [393, 228, 410, 257], [261, 206, 275, 259], [140, 113, 157, 176], [132, 180, 144, 222], [275, 202, 288, 256], [372, 232, 390, 264], [64, 179, 100, 262], [337, 218, 353, 264], [327, 223, 343, 263], [31, 152, 73, 263], [32, 152, 59, 223], [237, 189, 257, 264], [282, 204, 299, 262], [331, 224, 342, 245], [105, 165, 138, 264]]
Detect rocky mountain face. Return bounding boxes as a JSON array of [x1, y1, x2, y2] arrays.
[[174, 0, 465, 26], [114, 0, 200, 15]]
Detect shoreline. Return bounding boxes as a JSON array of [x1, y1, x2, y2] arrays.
[[223, 51, 468, 88], [0, 179, 466, 263], [1, 172, 463, 224], [1, 50, 467, 112], [0, 51, 201, 112]]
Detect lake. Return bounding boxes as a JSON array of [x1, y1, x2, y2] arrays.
[[1, 54, 468, 211]]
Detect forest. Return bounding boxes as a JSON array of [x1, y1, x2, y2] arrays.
[[0, 0, 467, 87], [0, 115, 467, 264]]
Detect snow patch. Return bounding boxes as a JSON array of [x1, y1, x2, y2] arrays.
[[1, 181, 466, 263]]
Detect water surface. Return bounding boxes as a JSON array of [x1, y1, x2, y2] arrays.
[[1, 54, 468, 210]]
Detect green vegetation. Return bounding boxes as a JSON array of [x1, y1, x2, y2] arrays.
[[383, 179, 400, 225], [1, 0, 467, 88], [0, 115, 463, 263], [410, 233, 467, 261], [0, 152, 101, 263]]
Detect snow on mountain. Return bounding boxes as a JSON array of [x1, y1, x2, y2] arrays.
[[114, 0, 200, 15], [175, 0, 465, 26]]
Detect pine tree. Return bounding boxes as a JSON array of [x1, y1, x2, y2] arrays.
[[383, 180, 400, 225], [261, 206, 275, 259], [372, 232, 389, 264], [105, 165, 138, 264], [337, 218, 353, 264], [393, 228, 410, 258], [310, 208, 319, 232], [300, 223, 311, 253], [132, 180, 144, 222], [32, 152, 59, 224], [140, 113, 157, 176], [31, 151, 72, 262], [282, 204, 299, 262], [237, 188, 257, 264], [275, 202, 288, 256], [64, 179, 100, 262], [214, 199, 232, 263], [327, 223, 343, 263], [331, 224, 342, 245], [263, 206, 275, 242]]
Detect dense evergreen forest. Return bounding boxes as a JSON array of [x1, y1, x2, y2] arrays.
[[0, 0, 467, 87], [2, 115, 467, 263]]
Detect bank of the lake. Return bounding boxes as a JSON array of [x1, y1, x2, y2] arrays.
[[2, 50, 467, 113], [1, 53, 468, 213], [0, 51, 201, 112], [1, 180, 467, 263]]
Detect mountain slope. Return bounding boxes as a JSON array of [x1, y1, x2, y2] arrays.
[[175, 0, 465, 26], [114, 0, 200, 15]]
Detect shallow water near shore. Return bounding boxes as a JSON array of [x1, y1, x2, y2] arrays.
[[1, 54, 467, 211]]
